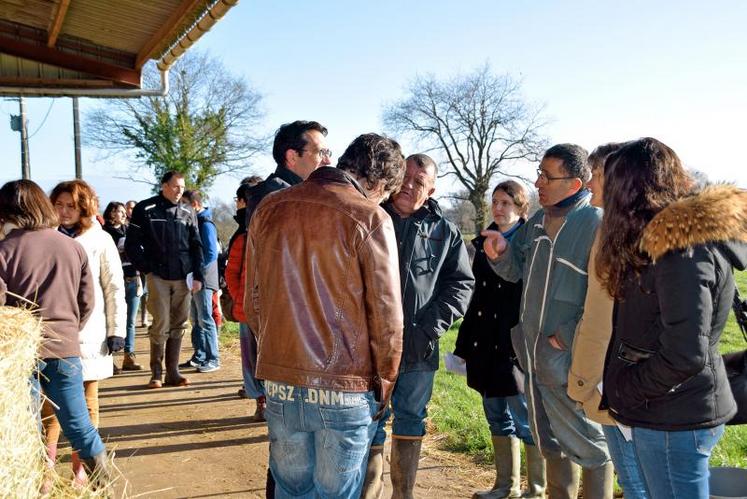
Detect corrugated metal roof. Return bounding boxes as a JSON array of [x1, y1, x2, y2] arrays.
[[0, 0, 236, 94]]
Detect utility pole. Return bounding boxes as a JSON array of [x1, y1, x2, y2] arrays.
[[73, 97, 82, 178], [19, 97, 30, 179]]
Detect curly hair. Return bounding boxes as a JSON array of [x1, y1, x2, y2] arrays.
[[337, 133, 406, 196], [103, 201, 126, 225], [596, 138, 693, 298], [49, 180, 99, 233]]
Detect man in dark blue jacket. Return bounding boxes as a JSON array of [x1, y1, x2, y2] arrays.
[[181, 190, 221, 373], [126, 171, 204, 389], [364, 153, 474, 499]]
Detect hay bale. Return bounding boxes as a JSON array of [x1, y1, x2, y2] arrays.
[[0, 305, 121, 497], [0, 305, 45, 497]]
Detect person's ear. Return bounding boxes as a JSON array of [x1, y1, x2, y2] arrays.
[[285, 148, 299, 168]]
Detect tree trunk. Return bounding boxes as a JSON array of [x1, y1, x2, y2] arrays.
[[470, 188, 489, 236]]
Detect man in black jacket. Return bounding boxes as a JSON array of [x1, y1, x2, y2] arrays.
[[126, 171, 204, 389], [363, 153, 474, 499], [242, 120, 330, 498]]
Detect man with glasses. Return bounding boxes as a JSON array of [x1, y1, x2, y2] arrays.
[[241, 120, 330, 496], [481, 144, 613, 499]]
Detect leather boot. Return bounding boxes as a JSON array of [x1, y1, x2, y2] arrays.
[[545, 455, 580, 499], [164, 337, 190, 387], [581, 462, 614, 499], [474, 436, 521, 498], [148, 341, 164, 389], [391, 437, 422, 499], [81, 451, 113, 490], [522, 443, 546, 498], [361, 445, 385, 499], [122, 352, 143, 371]]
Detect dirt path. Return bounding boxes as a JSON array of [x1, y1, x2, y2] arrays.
[[57, 325, 493, 498]]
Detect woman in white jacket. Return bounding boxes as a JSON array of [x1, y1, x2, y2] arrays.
[[43, 179, 126, 484]]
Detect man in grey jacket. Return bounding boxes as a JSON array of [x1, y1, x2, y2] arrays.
[[364, 153, 474, 499], [481, 144, 613, 499]]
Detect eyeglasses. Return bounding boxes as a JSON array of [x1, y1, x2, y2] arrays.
[[536, 168, 576, 183], [303, 148, 333, 160]]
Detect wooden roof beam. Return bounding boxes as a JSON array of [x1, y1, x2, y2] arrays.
[[47, 0, 71, 47], [0, 36, 141, 87], [135, 0, 205, 69]]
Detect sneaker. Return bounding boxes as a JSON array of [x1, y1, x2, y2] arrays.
[[178, 359, 201, 369], [198, 361, 220, 373], [237, 388, 249, 399]]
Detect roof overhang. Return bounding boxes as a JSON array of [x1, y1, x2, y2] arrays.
[[0, 0, 238, 97]]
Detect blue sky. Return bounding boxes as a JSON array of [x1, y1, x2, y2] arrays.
[[1, 0, 745, 206]]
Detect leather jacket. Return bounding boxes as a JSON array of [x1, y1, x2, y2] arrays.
[[245, 167, 404, 408]]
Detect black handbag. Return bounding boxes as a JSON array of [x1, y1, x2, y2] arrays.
[[725, 288, 747, 425]]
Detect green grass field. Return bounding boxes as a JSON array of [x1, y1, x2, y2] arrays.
[[430, 272, 747, 468]]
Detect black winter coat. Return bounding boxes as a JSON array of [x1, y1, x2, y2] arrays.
[[383, 199, 474, 371], [602, 186, 747, 431], [455, 221, 524, 397], [125, 193, 204, 282]]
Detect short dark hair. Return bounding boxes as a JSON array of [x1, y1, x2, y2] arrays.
[[337, 133, 406, 196], [161, 171, 184, 185], [406, 153, 438, 178], [493, 180, 530, 219], [272, 120, 328, 167], [182, 190, 202, 205], [237, 176, 262, 201], [588, 142, 627, 172], [544, 144, 590, 182], [0, 180, 58, 230], [241, 175, 263, 186], [103, 201, 126, 224]]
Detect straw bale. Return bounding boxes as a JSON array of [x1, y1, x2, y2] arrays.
[[0, 305, 45, 497]]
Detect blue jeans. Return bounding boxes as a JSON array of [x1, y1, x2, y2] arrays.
[[603, 425, 649, 499], [239, 323, 263, 398], [30, 358, 105, 460], [264, 380, 377, 499], [124, 278, 141, 353], [189, 288, 219, 365], [372, 369, 435, 446], [483, 395, 534, 444], [632, 425, 724, 499]]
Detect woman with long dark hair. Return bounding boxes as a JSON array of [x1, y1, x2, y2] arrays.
[[0, 179, 112, 484], [455, 180, 546, 499], [103, 200, 144, 372], [597, 138, 745, 498]]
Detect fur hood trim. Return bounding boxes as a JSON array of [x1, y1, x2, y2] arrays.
[[641, 185, 747, 262]]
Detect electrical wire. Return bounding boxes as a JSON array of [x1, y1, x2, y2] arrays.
[[27, 99, 55, 138]]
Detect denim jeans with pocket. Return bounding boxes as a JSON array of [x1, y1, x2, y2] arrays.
[[602, 425, 649, 499], [372, 369, 435, 446], [483, 394, 534, 444], [189, 288, 219, 365], [264, 380, 377, 499], [632, 425, 724, 499], [124, 277, 141, 353], [30, 358, 105, 460]]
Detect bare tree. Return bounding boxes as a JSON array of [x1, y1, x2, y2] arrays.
[[85, 50, 268, 192], [384, 64, 548, 233]]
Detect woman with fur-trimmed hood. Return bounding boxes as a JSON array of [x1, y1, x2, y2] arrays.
[[597, 137, 746, 499]]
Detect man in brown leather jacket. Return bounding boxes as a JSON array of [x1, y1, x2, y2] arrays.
[[245, 133, 406, 499]]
